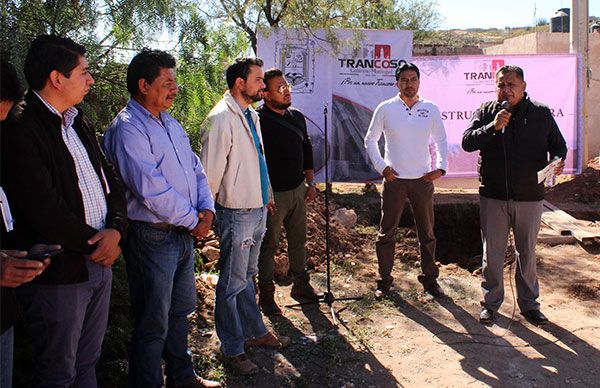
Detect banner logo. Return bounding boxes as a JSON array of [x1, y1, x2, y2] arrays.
[[275, 39, 315, 94], [463, 59, 505, 85], [338, 43, 401, 74]]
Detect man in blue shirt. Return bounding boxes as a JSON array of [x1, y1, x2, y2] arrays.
[[103, 49, 219, 388]]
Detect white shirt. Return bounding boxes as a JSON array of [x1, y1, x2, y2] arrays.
[[33, 91, 108, 230], [364, 95, 448, 179]]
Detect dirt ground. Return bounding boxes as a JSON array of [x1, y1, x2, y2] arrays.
[[15, 162, 598, 387], [187, 162, 600, 387]]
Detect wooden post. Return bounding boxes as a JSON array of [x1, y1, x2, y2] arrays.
[[570, 0, 589, 167]]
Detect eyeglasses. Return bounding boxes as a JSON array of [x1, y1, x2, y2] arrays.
[[275, 83, 292, 94]]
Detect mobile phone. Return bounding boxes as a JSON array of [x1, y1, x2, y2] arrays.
[[23, 248, 63, 261]]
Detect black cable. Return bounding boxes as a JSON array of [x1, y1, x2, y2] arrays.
[[430, 109, 600, 348]]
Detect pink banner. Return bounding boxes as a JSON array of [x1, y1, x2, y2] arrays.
[[258, 29, 580, 181], [414, 54, 579, 176]]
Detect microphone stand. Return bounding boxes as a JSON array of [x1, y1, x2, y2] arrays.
[[286, 102, 363, 326]]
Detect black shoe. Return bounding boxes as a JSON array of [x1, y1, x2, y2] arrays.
[[479, 307, 495, 324], [521, 309, 549, 325], [425, 282, 445, 298]]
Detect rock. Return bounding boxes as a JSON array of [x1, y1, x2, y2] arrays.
[[274, 254, 290, 279], [204, 239, 220, 248], [200, 245, 220, 262], [332, 208, 357, 228]]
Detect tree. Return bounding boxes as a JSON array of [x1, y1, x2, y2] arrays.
[[204, 0, 442, 53], [1, 0, 252, 138]]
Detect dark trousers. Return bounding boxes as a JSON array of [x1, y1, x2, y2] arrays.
[[479, 197, 543, 312], [258, 183, 308, 283], [17, 261, 112, 388], [375, 178, 438, 290]]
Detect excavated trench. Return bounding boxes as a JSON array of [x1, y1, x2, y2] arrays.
[[334, 192, 483, 271]]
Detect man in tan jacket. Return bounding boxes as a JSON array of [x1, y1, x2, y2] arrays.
[[200, 58, 287, 375]]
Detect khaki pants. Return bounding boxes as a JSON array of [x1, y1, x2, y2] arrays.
[[375, 178, 438, 291], [258, 183, 308, 284]]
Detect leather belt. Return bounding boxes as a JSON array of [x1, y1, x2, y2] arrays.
[[135, 220, 189, 233]]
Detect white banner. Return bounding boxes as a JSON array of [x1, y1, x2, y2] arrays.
[[257, 29, 580, 181], [257, 28, 413, 182]]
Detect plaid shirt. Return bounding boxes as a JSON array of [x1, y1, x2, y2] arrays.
[[33, 92, 107, 231]]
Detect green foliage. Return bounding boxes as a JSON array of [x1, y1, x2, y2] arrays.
[[0, 0, 246, 136], [206, 0, 442, 53], [172, 20, 248, 152]]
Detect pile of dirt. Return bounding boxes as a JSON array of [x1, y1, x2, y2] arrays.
[[545, 157, 600, 220], [195, 192, 374, 282]]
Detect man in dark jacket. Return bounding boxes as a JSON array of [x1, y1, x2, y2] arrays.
[[1, 60, 53, 388], [462, 65, 566, 325], [256, 68, 320, 316], [1, 35, 127, 387]]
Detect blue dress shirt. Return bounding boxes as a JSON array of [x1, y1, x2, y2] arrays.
[[103, 99, 214, 230]]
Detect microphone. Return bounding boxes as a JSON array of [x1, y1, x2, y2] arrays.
[[500, 100, 510, 134]]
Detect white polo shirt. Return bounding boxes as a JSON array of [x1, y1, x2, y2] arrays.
[[364, 95, 448, 179]]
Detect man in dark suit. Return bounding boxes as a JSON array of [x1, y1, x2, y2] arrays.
[[1, 35, 127, 387]]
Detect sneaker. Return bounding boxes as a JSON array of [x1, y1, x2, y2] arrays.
[[521, 309, 549, 325], [245, 331, 290, 349], [479, 307, 495, 324], [224, 354, 258, 375], [374, 288, 388, 299], [425, 282, 445, 298]]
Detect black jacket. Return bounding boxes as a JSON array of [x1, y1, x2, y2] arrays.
[[257, 105, 314, 192], [1, 91, 127, 285], [462, 95, 567, 201]]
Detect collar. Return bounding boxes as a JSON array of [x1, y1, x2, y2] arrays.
[[258, 104, 288, 117], [127, 98, 168, 125], [33, 90, 79, 128]]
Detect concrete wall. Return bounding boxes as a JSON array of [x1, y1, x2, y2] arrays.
[[484, 32, 600, 162]]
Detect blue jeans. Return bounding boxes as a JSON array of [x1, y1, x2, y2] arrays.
[[0, 327, 13, 388], [214, 205, 268, 357], [125, 221, 197, 388], [17, 261, 112, 388]]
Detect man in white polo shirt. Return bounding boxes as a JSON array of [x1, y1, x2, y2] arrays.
[[364, 60, 448, 299]]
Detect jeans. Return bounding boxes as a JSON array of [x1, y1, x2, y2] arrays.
[[214, 205, 268, 357], [0, 327, 13, 388], [17, 261, 112, 388], [125, 221, 197, 388]]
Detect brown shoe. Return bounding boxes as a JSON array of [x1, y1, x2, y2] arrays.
[[290, 273, 321, 301], [245, 330, 290, 349], [258, 282, 282, 316], [165, 375, 222, 387], [225, 353, 259, 375]]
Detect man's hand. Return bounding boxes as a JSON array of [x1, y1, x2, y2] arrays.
[[191, 210, 214, 240], [422, 169, 444, 182], [267, 202, 277, 215], [87, 229, 122, 267], [0, 250, 49, 288], [382, 166, 399, 182], [305, 186, 317, 202], [493, 109, 511, 131]]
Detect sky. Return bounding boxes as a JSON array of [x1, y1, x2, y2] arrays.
[[437, 0, 600, 30]]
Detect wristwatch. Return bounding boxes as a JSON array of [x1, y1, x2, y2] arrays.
[[306, 180, 317, 187]]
